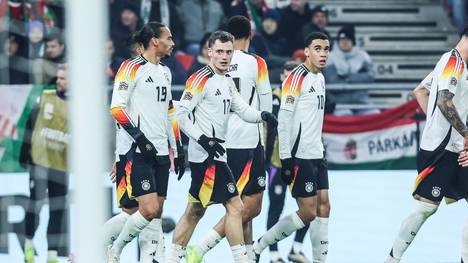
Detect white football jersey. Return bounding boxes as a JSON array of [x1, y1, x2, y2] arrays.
[[178, 65, 263, 163], [110, 55, 177, 156], [278, 64, 326, 159], [420, 49, 468, 153], [226, 50, 271, 149]]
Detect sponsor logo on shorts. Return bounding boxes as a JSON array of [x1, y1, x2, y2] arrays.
[[142, 180, 151, 191], [305, 182, 314, 193], [257, 176, 266, 187], [431, 186, 441, 198], [227, 182, 236, 193]]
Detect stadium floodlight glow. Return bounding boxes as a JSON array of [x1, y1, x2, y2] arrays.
[[66, 0, 108, 261]]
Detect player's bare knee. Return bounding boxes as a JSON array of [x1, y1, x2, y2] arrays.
[[298, 208, 316, 223], [227, 201, 243, 218]]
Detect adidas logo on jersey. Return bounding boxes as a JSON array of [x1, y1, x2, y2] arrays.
[[146, 76, 154, 83], [309, 86, 316, 93], [215, 89, 222, 96]]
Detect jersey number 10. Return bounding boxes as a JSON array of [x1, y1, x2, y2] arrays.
[[155, 86, 167, 102]]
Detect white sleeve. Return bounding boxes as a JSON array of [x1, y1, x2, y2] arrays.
[[230, 84, 262, 123], [177, 75, 206, 140], [437, 52, 464, 93], [278, 109, 293, 159]]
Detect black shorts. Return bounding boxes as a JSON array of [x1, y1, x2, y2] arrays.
[[414, 149, 468, 202], [289, 158, 329, 198], [189, 159, 238, 207], [227, 144, 266, 196], [115, 154, 138, 208]]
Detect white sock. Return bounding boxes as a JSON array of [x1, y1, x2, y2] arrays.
[[270, 250, 281, 261], [310, 217, 329, 263], [462, 219, 468, 263], [292, 241, 303, 254], [25, 238, 34, 248], [245, 243, 255, 262], [166, 244, 186, 263], [103, 212, 130, 248], [231, 244, 249, 263], [195, 228, 222, 255], [389, 201, 437, 259], [254, 213, 305, 254], [47, 250, 57, 260], [111, 210, 150, 254], [139, 218, 165, 263]]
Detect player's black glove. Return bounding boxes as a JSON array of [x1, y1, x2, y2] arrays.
[[198, 134, 225, 158], [261, 111, 278, 128], [175, 146, 186, 180], [134, 132, 158, 164], [280, 158, 295, 185]]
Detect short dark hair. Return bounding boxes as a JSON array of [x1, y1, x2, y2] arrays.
[[283, 61, 299, 71], [226, 15, 251, 39], [304, 31, 329, 47], [45, 32, 64, 45], [134, 21, 166, 49], [208, 31, 234, 48]]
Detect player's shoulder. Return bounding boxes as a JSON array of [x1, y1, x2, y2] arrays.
[[185, 65, 215, 92], [118, 55, 147, 72], [188, 65, 215, 80], [438, 49, 463, 65], [288, 64, 310, 79]]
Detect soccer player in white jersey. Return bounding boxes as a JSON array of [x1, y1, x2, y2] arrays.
[[252, 32, 331, 263], [166, 31, 277, 263], [186, 15, 272, 262], [107, 22, 185, 263], [385, 29, 468, 263]]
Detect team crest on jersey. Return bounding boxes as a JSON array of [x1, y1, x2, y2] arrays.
[[305, 182, 314, 193], [119, 82, 129, 91], [286, 95, 295, 104], [257, 176, 266, 187], [183, 92, 193, 101], [142, 180, 151, 191], [431, 186, 441, 198], [227, 182, 236, 193], [450, 77, 457, 86], [145, 143, 153, 151]]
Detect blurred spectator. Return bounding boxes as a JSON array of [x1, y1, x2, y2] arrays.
[[28, 20, 46, 59], [187, 32, 211, 77], [20, 64, 70, 262], [106, 39, 125, 84], [291, 49, 306, 63], [135, 0, 184, 51], [0, 33, 29, 84], [445, 0, 467, 34], [229, 0, 269, 30], [277, 0, 311, 55], [324, 25, 375, 115], [111, 2, 143, 58], [300, 5, 331, 46], [32, 32, 65, 85], [259, 8, 284, 56], [176, 0, 224, 55]]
